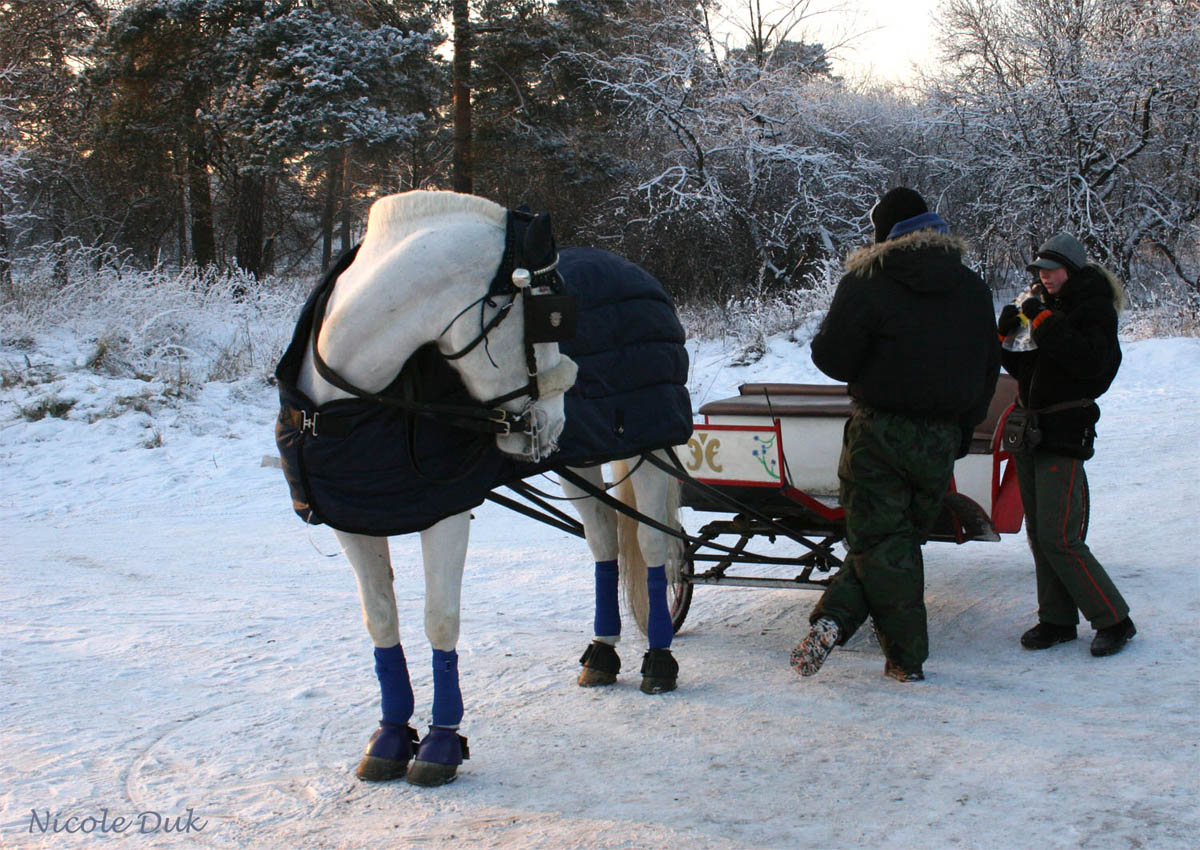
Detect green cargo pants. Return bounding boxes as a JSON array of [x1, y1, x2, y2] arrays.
[[810, 407, 959, 671], [1014, 450, 1128, 630]]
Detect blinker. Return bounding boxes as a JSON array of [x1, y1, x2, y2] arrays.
[[524, 289, 579, 343]]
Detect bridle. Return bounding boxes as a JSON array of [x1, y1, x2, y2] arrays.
[[308, 209, 579, 442], [440, 254, 574, 407]]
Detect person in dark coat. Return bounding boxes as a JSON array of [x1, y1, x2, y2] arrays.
[[996, 232, 1136, 657], [791, 187, 1001, 682]]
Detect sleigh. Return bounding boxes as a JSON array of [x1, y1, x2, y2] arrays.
[[493, 374, 1024, 632], [660, 375, 1024, 629]]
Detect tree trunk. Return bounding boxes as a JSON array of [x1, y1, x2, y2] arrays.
[[188, 142, 216, 268], [0, 193, 13, 300], [340, 148, 352, 252], [175, 142, 188, 265], [451, 0, 473, 194], [235, 170, 265, 280], [51, 196, 68, 287], [261, 174, 276, 275], [321, 147, 343, 269]]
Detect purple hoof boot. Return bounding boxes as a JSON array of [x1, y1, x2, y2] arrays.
[[356, 722, 419, 782], [407, 726, 470, 787]]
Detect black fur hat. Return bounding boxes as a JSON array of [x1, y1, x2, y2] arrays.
[[870, 187, 928, 243]]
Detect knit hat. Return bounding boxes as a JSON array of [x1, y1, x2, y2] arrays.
[[870, 187, 928, 243], [1026, 232, 1087, 273]]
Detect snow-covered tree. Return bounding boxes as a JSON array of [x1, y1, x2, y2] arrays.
[[0, 66, 25, 298], [87, 0, 445, 276], [87, 0, 270, 268], [924, 0, 1200, 298], [566, 3, 892, 299], [0, 0, 108, 286], [209, 3, 445, 269]]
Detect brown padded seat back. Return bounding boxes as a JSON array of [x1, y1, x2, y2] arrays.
[[738, 383, 848, 397], [699, 386, 853, 418], [699, 375, 1018, 453]]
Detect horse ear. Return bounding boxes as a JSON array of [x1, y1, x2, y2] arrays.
[[524, 212, 557, 269]]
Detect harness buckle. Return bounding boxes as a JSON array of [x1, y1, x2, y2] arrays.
[[302, 411, 319, 437], [489, 409, 513, 436]]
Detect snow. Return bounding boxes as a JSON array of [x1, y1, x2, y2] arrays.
[[2, 327, 1199, 849]]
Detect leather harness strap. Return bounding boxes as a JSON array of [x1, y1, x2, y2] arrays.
[[309, 270, 530, 436]]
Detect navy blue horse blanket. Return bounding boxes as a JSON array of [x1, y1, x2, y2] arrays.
[[275, 247, 693, 536]]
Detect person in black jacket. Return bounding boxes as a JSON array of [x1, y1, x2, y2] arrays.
[[997, 232, 1136, 657], [791, 187, 1001, 682]]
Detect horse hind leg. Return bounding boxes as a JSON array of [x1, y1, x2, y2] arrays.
[[337, 530, 419, 782], [407, 511, 471, 787], [563, 465, 623, 687], [626, 453, 682, 694]]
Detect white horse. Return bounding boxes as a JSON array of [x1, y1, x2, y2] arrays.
[[293, 190, 682, 786]]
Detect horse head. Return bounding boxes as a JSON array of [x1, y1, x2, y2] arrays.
[[300, 191, 577, 463], [438, 207, 578, 462]]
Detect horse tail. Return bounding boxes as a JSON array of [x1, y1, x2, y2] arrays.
[[664, 468, 683, 584], [615, 453, 684, 637], [613, 460, 649, 634]]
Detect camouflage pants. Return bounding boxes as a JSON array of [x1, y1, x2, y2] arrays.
[[810, 407, 959, 671]]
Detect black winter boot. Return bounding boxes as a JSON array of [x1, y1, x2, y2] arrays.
[[883, 660, 924, 682], [1020, 622, 1077, 650], [1090, 617, 1136, 657]]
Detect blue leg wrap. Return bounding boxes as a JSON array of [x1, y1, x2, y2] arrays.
[[646, 565, 673, 649], [373, 644, 414, 726], [431, 649, 463, 728], [593, 559, 621, 638]]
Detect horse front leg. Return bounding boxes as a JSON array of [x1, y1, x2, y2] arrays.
[[407, 510, 471, 787], [563, 464, 624, 687], [337, 530, 419, 782]]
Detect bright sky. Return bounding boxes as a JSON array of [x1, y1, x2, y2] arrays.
[[828, 0, 942, 83], [713, 0, 943, 84]]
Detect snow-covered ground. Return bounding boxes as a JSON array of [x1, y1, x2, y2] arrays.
[[2, 325, 1198, 849]]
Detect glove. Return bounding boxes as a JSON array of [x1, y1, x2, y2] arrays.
[[997, 304, 1021, 336], [1021, 296, 1048, 321]]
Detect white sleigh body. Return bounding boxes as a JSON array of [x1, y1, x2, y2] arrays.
[[679, 377, 1023, 542]]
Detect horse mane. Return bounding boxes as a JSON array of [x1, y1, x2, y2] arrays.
[[362, 190, 506, 250]]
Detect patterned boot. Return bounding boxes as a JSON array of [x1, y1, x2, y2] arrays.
[[790, 617, 840, 677]]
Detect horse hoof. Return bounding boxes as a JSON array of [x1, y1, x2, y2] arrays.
[[355, 722, 419, 782], [578, 640, 620, 687], [356, 755, 410, 782], [639, 648, 678, 694], [406, 726, 468, 787], [578, 667, 617, 687], [406, 759, 460, 787]]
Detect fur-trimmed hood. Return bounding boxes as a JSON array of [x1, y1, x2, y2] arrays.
[[843, 229, 971, 292], [1038, 262, 1127, 315], [1087, 263, 1126, 314]]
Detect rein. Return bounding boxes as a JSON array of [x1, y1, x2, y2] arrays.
[[308, 269, 532, 437]]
